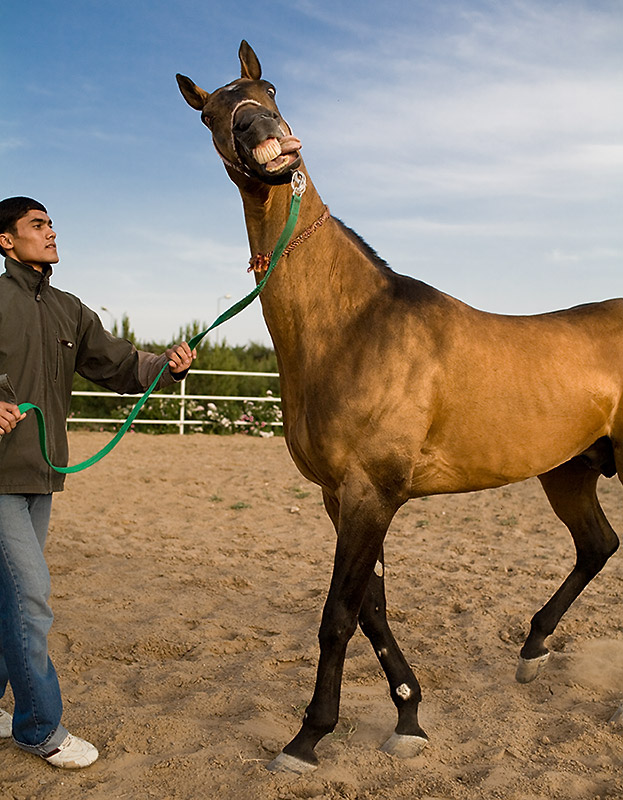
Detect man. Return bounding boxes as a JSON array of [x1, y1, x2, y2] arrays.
[[0, 196, 196, 768]]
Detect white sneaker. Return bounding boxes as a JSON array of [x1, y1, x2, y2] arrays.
[[0, 709, 12, 738], [42, 733, 98, 768]]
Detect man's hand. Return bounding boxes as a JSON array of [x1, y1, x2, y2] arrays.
[[165, 341, 197, 374], [0, 402, 26, 436]]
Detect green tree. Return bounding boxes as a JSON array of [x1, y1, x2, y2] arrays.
[[69, 316, 281, 435]]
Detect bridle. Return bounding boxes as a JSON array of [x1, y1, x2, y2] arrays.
[[206, 98, 329, 274]]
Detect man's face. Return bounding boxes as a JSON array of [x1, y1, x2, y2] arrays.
[[0, 209, 58, 271]]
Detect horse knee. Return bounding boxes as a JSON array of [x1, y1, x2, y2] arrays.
[[319, 606, 358, 651]]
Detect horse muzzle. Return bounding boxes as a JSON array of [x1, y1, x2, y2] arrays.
[[233, 103, 302, 182]]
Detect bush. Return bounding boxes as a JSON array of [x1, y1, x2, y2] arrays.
[[69, 318, 282, 435], [108, 394, 282, 436]]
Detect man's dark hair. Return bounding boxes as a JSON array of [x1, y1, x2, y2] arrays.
[[0, 197, 48, 257]]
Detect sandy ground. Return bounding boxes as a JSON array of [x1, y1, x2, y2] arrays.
[[1, 431, 622, 800]]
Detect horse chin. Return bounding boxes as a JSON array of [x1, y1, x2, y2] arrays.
[[249, 152, 302, 185]]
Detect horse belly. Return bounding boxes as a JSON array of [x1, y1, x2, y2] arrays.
[[413, 386, 614, 495]]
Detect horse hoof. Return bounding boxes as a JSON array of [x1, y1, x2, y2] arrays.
[[266, 752, 317, 774], [515, 652, 550, 683], [608, 704, 623, 727], [380, 733, 428, 758]]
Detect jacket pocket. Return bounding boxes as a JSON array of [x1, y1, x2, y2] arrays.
[[0, 373, 17, 405], [0, 374, 18, 450], [55, 337, 76, 382]]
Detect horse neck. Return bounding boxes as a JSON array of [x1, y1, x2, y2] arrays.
[[234, 165, 385, 366], [235, 165, 325, 258]]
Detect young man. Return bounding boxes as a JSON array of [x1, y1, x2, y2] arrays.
[[0, 196, 196, 768]]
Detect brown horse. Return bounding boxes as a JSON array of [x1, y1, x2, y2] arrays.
[[176, 41, 622, 773]]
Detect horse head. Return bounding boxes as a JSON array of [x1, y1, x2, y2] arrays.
[[176, 41, 302, 185]]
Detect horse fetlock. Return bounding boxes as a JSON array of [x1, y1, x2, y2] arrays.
[[280, 728, 323, 768], [304, 710, 338, 740], [392, 681, 422, 706], [391, 677, 422, 703]]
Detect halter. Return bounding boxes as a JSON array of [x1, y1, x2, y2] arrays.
[[210, 99, 262, 178]]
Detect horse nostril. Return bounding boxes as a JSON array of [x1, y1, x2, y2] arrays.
[[234, 107, 280, 135]]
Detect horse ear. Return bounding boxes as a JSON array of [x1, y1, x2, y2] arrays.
[[239, 40, 262, 80], [176, 74, 210, 111]]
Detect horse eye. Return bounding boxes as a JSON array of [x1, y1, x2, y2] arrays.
[[202, 113, 211, 128], [266, 86, 276, 98]]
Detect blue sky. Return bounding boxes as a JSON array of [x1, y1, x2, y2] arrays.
[[2, 0, 622, 346]]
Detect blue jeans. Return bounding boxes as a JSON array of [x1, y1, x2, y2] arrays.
[[0, 494, 68, 754]]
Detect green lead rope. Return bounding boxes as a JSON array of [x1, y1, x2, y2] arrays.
[[18, 184, 304, 474]]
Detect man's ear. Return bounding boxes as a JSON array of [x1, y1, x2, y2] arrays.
[[0, 233, 13, 253]]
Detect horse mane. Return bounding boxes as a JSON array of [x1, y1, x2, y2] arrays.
[[334, 218, 394, 276]]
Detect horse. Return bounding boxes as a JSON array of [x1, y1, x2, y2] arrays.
[[176, 41, 622, 773]]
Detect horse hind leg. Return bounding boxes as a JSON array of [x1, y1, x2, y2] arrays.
[[517, 443, 619, 683], [358, 547, 428, 757], [606, 435, 623, 725]]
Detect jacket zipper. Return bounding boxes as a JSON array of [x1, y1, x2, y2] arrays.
[[35, 276, 53, 487]]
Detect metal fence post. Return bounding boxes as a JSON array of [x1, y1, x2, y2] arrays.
[[179, 376, 186, 435]]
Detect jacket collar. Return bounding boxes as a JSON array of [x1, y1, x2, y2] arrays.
[[3, 257, 53, 295]]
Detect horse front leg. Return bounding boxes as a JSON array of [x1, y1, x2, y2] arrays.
[[358, 548, 428, 756], [320, 491, 427, 755], [267, 485, 396, 773]]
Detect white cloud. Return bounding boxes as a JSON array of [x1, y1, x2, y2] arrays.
[[379, 216, 529, 238], [129, 227, 249, 271], [0, 138, 23, 154], [5, 0, 622, 344], [284, 2, 623, 190], [548, 246, 623, 263]]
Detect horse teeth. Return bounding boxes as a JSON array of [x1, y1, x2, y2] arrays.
[[253, 139, 282, 165]]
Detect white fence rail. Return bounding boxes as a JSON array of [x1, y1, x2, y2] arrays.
[[68, 369, 281, 435]]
